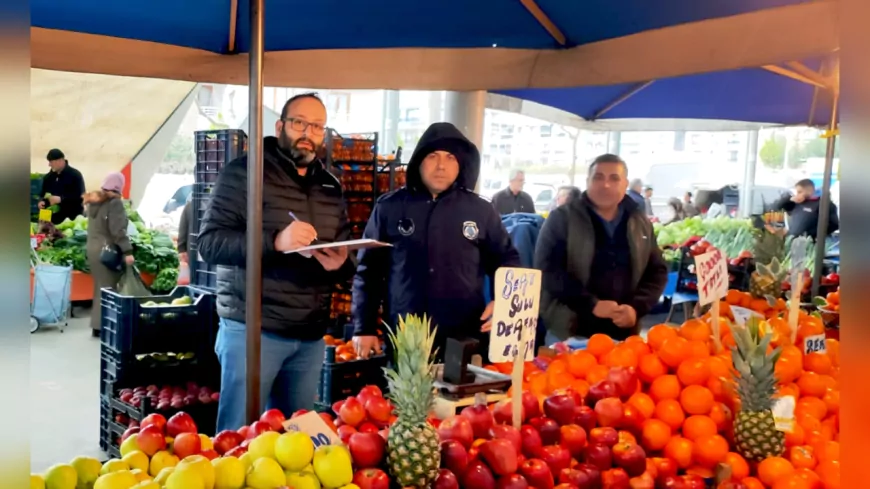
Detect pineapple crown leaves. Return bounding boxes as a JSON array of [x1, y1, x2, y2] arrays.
[[382, 314, 438, 422], [730, 317, 782, 411], [757, 257, 787, 279]]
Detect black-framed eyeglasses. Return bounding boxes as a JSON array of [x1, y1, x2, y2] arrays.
[[281, 117, 326, 135]]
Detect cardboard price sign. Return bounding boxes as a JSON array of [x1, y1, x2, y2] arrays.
[[488, 267, 541, 363], [803, 334, 827, 355], [694, 249, 729, 306], [731, 306, 763, 326], [281, 411, 342, 447]]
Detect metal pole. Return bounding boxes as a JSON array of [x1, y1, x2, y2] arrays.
[[245, 0, 265, 423], [739, 130, 759, 218], [811, 94, 838, 297]]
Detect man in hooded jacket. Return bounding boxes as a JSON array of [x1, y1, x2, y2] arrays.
[[351, 122, 520, 361]]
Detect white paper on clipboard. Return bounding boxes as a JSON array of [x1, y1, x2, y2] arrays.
[[284, 239, 392, 255]]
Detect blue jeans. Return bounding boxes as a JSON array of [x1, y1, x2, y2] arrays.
[[215, 318, 325, 432]]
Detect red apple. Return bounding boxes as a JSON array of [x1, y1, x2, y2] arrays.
[[650, 457, 677, 483], [520, 424, 544, 458], [348, 432, 386, 468], [493, 400, 524, 426], [462, 460, 497, 489], [136, 425, 166, 456], [339, 397, 367, 427], [364, 397, 393, 425], [659, 475, 688, 489], [544, 394, 577, 426], [554, 484, 577, 489], [585, 380, 618, 407], [433, 468, 460, 489], [681, 474, 706, 489], [332, 400, 346, 416], [522, 391, 542, 420], [291, 409, 308, 418], [559, 424, 588, 459], [540, 445, 571, 479], [612, 443, 647, 478], [620, 404, 646, 435], [489, 424, 522, 454], [589, 427, 619, 447], [173, 432, 202, 459], [531, 417, 561, 446], [594, 398, 624, 428], [247, 421, 271, 439], [337, 425, 358, 444], [357, 385, 384, 406], [120, 427, 139, 443], [236, 426, 249, 439], [200, 449, 219, 460], [438, 415, 475, 448], [357, 421, 380, 434], [353, 468, 390, 489], [166, 412, 197, 437], [583, 443, 612, 472], [213, 430, 244, 455], [628, 471, 655, 489], [140, 413, 166, 432], [259, 409, 286, 432], [480, 438, 518, 476], [602, 468, 630, 488], [607, 366, 640, 401], [575, 463, 603, 488], [519, 458, 555, 489], [716, 482, 749, 489], [460, 404, 495, 440], [441, 439, 469, 477], [224, 446, 247, 458], [496, 473, 529, 489], [573, 405, 597, 433]]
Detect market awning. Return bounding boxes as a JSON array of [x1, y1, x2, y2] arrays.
[[31, 0, 838, 90]]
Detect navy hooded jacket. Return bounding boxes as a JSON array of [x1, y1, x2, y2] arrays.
[[351, 123, 520, 349]]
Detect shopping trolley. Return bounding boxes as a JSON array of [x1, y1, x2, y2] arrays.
[[30, 248, 72, 333]]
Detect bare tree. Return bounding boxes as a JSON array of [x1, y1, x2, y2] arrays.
[[562, 126, 583, 185]]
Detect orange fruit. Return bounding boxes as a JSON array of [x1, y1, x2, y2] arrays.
[[742, 477, 765, 489], [586, 364, 610, 384], [529, 371, 549, 396], [664, 436, 694, 469], [548, 358, 568, 376], [775, 357, 803, 384], [677, 358, 711, 386], [685, 466, 714, 478], [687, 340, 712, 359], [757, 456, 796, 487], [680, 318, 712, 342], [627, 392, 656, 419], [796, 396, 828, 420], [788, 445, 818, 470], [638, 353, 668, 383], [793, 468, 822, 487], [796, 372, 827, 398], [798, 415, 822, 434], [569, 379, 590, 399], [650, 375, 682, 403], [785, 423, 806, 448], [604, 346, 639, 369], [772, 475, 813, 489], [654, 399, 686, 431], [708, 403, 732, 432], [658, 337, 690, 368], [780, 344, 803, 362], [587, 334, 615, 359], [706, 356, 731, 379], [777, 383, 801, 399], [725, 289, 744, 305], [682, 415, 718, 441], [803, 352, 832, 375], [825, 339, 839, 366], [548, 371, 575, 392], [723, 452, 749, 480], [814, 441, 839, 464], [680, 385, 715, 415], [624, 335, 651, 357], [707, 376, 729, 403], [815, 460, 840, 489], [647, 324, 679, 351], [640, 418, 671, 451], [692, 434, 729, 468], [567, 350, 598, 378]]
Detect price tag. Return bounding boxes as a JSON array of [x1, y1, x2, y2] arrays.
[[281, 411, 342, 448], [772, 395, 796, 433], [694, 249, 729, 306], [489, 267, 541, 363], [731, 306, 763, 326], [30, 237, 37, 250], [803, 334, 827, 355]]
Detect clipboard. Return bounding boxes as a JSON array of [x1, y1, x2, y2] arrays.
[[284, 238, 392, 255]]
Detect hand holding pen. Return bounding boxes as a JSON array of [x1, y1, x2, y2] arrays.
[[274, 212, 318, 252]]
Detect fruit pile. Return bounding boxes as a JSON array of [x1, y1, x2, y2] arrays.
[[118, 383, 219, 412], [323, 334, 386, 363]]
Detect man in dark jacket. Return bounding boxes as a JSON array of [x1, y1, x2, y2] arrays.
[[197, 93, 355, 431], [38, 149, 86, 224], [351, 122, 520, 361], [176, 197, 194, 263], [536, 154, 668, 343], [773, 179, 839, 239], [491, 169, 536, 215]]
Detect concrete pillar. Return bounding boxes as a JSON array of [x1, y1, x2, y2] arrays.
[[607, 132, 622, 155], [379, 90, 401, 154], [444, 91, 486, 151], [739, 130, 759, 217]]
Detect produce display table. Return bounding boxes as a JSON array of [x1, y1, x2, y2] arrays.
[[30, 269, 93, 302]]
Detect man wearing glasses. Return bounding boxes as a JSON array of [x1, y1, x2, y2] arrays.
[[198, 93, 355, 431]]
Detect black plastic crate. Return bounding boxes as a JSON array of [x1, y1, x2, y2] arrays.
[[317, 340, 388, 408], [100, 348, 218, 394], [189, 243, 217, 292], [195, 129, 247, 182], [99, 286, 218, 362], [327, 131, 378, 164], [99, 396, 124, 458], [103, 379, 220, 436]]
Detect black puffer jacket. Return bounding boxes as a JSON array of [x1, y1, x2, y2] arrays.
[[352, 123, 520, 351], [197, 136, 355, 339]]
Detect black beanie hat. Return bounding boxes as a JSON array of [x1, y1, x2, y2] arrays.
[[46, 148, 65, 161]]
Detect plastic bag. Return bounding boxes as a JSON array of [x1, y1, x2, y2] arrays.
[[118, 267, 152, 297], [177, 262, 190, 286]]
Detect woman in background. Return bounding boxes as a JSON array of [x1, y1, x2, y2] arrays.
[[664, 197, 688, 225], [84, 172, 134, 337]]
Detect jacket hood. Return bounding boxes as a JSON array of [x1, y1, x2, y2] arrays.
[[406, 122, 480, 193]]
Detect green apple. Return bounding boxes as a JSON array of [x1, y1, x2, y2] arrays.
[[44, 463, 77, 489], [274, 432, 314, 471], [153, 467, 174, 486], [164, 465, 204, 489], [120, 435, 139, 457], [212, 457, 245, 489], [70, 456, 101, 487], [238, 453, 253, 472], [30, 474, 45, 489], [247, 432, 280, 461], [148, 451, 178, 477], [122, 451, 149, 473], [100, 459, 128, 476], [312, 445, 352, 489], [129, 469, 151, 483], [93, 470, 137, 489], [284, 469, 321, 489], [245, 458, 285, 489], [177, 455, 215, 489]]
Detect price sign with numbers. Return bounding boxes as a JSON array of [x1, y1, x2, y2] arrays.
[[281, 411, 342, 447], [694, 249, 729, 306], [489, 267, 541, 363], [803, 334, 827, 355], [731, 306, 763, 326]]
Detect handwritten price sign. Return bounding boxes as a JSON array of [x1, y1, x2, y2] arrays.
[[281, 411, 342, 447], [694, 249, 729, 306], [803, 334, 827, 355], [489, 268, 541, 363]]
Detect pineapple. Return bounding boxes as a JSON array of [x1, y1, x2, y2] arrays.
[[383, 314, 441, 488], [730, 317, 785, 462], [749, 257, 788, 300]]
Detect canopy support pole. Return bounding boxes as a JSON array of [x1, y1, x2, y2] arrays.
[[228, 0, 238, 52], [518, 0, 566, 45], [811, 92, 838, 298], [590, 81, 654, 121], [245, 0, 265, 424], [761, 65, 828, 89]]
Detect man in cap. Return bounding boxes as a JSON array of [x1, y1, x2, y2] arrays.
[[351, 122, 520, 361], [38, 148, 86, 224]]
